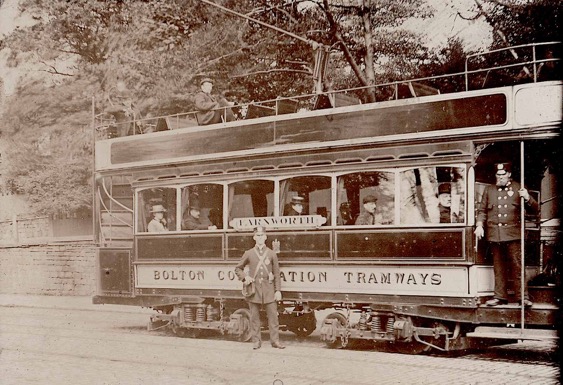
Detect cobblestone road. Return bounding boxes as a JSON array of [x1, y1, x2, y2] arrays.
[[0, 302, 559, 385]]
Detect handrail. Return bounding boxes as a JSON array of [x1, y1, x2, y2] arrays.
[[97, 187, 133, 228], [94, 41, 560, 139], [101, 177, 133, 214]]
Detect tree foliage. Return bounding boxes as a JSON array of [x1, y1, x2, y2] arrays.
[[1, 0, 558, 216]]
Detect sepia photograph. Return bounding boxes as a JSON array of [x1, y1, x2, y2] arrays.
[[0, 0, 561, 384]]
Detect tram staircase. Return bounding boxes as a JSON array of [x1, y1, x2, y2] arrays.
[[98, 175, 134, 248]]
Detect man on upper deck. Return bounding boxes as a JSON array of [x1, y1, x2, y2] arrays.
[[194, 78, 234, 125]]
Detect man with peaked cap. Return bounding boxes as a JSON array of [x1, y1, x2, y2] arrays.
[[235, 226, 284, 350], [194, 77, 233, 125], [147, 204, 169, 232], [475, 162, 538, 307], [285, 195, 305, 216], [355, 195, 378, 225]]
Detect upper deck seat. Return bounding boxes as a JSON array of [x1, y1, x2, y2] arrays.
[[397, 82, 440, 99], [313, 92, 361, 110], [275, 98, 299, 115]]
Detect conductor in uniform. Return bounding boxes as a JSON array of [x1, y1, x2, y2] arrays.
[[475, 163, 538, 307], [235, 226, 285, 349]]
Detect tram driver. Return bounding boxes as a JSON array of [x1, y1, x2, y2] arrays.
[[475, 162, 538, 307]]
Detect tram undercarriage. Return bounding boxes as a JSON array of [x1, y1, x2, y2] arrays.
[[140, 294, 558, 355]]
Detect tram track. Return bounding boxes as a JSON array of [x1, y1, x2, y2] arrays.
[[1, 306, 558, 368]]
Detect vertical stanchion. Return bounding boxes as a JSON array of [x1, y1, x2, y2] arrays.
[[520, 141, 525, 331]]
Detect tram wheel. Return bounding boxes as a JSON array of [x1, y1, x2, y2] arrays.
[[232, 308, 252, 342], [322, 312, 347, 349]]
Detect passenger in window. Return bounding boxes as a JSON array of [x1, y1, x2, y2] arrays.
[[337, 202, 354, 225], [147, 204, 169, 232], [183, 203, 217, 230], [284, 196, 305, 216], [355, 195, 378, 225], [437, 183, 458, 223]]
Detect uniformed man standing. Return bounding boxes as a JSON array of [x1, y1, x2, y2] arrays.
[[475, 163, 538, 306], [235, 226, 285, 349]]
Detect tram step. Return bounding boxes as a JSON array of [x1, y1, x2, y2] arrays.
[[467, 327, 557, 341]]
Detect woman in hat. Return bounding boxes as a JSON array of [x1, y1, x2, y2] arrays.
[[147, 204, 169, 233]]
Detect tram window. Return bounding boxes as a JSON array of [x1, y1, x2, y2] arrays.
[[399, 166, 465, 224], [280, 176, 331, 224], [228, 180, 274, 224], [337, 171, 395, 225], [181, 184, 223, 230], [137, 187, 177, 232]]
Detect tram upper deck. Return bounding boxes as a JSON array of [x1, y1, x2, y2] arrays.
[[94, 42, 561, 173]]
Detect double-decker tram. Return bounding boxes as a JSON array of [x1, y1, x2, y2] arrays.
[[93, 42, 561, 354]]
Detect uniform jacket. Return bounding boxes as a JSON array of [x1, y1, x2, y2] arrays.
[[476, 181, 538, 242], [235, 246, 281, 304]]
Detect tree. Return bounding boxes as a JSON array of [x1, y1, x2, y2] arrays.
[[0, 0, 482, 217]]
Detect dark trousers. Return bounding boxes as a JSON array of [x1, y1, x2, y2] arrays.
[[248, 301, 280, 345], [490, 240, 528, 301]]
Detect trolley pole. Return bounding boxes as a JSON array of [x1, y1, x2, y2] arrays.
[[520, 141, 525, 331]]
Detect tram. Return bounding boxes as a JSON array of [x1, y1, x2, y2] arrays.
[[93, 41, 561, 354]]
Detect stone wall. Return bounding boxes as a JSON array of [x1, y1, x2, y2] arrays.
[[0, 241, 97, 296]]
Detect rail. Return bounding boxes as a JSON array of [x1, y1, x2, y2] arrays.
[[94, 41, 560, 140]]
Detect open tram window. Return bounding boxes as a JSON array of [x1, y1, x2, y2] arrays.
[[280, 175, 331, 224], [399, 165, 465, 225], [228, 180, 274, 225], [181, 184, 223, 230], [137, 187, 177, 232], [337, 171, 395, 225]]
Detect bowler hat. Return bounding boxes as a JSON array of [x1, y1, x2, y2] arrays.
[[150, 204, 167, 213], [200, 77, 213, 85], [438, 183, 451, 195], [189, 203, 201, 211], [362, 195, 377, 204], [291, 196, 305, 205], [495, 162, 512, 175]]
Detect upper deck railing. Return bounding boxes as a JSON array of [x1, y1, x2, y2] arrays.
[[94, 42, 560, 141]]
